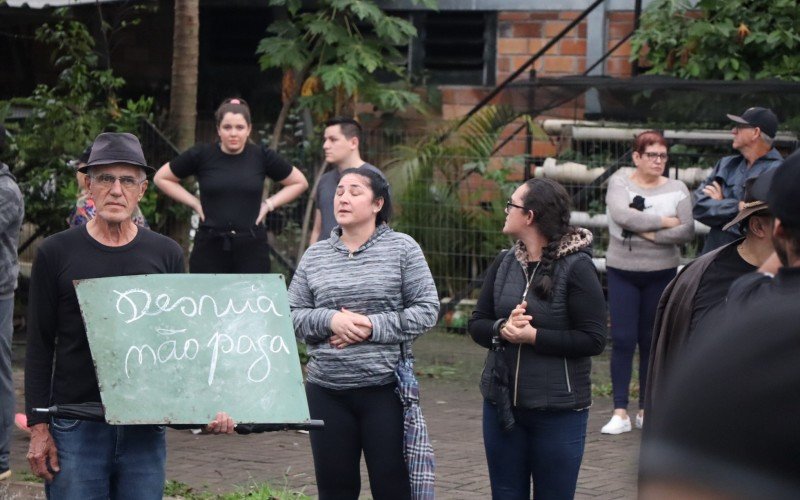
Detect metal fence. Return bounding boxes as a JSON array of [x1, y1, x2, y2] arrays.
[[351, 124, 734, 303], [243, 121, 775, 306], [19, 119, 791, 306]]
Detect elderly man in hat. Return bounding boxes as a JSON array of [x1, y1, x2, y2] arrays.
[[693, 106, 783, 254], [67, 145, 149, 228], [640, 149, 800, 499], [24, 133, 234, 498], [644, 169, 777, 432]]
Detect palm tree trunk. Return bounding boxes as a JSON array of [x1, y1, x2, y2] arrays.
[[169, 0, 199, 150], [168, 0, 200, 258]]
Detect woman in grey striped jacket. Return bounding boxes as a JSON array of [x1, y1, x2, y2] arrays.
[[288, 167, 439, 500]]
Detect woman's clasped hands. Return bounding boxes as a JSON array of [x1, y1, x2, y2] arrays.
[[500, 301, 537, 345], [330, 308, 373, 349]]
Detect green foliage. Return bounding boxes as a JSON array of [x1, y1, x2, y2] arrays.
[[388, 106, 525, 297], [12, 471, 44, 483], [256, 0, 436, 117], [587, 198, 606, 218], [415, 363, 458, 379], [260, 107, 319, 169], [2, 15, 154, 241], [632, 0, 800, 80], [163, 479, 310, 499]]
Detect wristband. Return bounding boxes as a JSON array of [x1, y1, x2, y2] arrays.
[[492, 318, 506, 335], [263, 198, 275, 212]]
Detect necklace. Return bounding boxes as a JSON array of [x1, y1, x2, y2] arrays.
[[521, 261, 541, 301]]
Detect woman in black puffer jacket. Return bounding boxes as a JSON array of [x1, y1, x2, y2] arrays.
[[469, 178, 607, 500]]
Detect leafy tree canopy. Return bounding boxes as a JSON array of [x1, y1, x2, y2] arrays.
[[1, 13, 154, 245], [257, 0, 437, 119], [631, 0, 800, 81]]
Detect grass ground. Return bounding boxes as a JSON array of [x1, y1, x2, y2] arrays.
[[412, 328, 631, 399]]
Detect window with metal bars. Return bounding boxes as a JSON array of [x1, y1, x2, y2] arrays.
[[408, 11, 496, 86]]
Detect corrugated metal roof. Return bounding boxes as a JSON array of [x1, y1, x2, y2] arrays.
[[5, 0, 120, 8]]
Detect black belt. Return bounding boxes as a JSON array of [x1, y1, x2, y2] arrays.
[[197, 225, 264, 251]]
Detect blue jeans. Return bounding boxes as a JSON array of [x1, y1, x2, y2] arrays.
[[607, 267, 676, 410], [483, 400, 589, 500], [0, 297, 13, 473], [46, 419, 166, 500]]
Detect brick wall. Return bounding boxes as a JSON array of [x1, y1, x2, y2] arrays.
[[496, 11, 588, 83], [431, 9, 641, 162], [606, 11, 636, 78], [439, 9, 638, 122]]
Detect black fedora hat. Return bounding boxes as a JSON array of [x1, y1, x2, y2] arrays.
[[77, 133, 154, 174]]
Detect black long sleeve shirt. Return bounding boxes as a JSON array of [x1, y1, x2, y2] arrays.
[[25, 225, 184, 425]]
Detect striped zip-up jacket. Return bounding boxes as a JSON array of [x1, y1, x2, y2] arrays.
[[288, 224, 439, 389]]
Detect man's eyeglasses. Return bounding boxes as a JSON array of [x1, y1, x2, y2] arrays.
[[505, 200, 528, 213], [91, 173, 145, 189], [643, 152, 668, 162]]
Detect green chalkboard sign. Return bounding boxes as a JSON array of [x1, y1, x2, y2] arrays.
[[75, 274, 309, 425]]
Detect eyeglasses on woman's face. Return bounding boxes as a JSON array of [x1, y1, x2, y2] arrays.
[[643, 152, 668, 162], [505, 200, 528, 214]]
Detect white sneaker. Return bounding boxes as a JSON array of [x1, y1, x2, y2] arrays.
[[601, 415, 632, 434], [635, 413, 644, 429]]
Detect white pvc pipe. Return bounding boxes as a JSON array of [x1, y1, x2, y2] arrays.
[[570, 210, 710, 234], [536, 161, 712, 187], [540, 119, 798, 144]]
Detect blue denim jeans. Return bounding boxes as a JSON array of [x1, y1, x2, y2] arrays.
[[0, 297, 13, 474], [483, 400, 589, 500], [46, 419, 166, 500]]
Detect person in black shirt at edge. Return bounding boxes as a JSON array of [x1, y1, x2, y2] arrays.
[[154, 97, 308, 273], [639, 149, 800, 499], [25, 133, 234, 499], [468, 178, 606, 500], [644, 169, 777, 433]]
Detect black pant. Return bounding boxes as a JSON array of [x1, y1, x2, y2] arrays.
[[189, 227, 270, 273], [306, 382, 411, 500]]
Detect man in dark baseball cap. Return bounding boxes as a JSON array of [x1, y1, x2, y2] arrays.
[[693, 106, 782, 254], [726, 106, 778, 140]]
